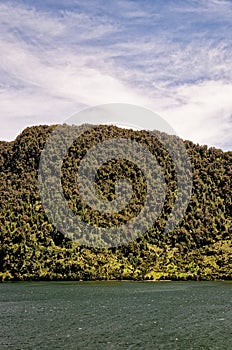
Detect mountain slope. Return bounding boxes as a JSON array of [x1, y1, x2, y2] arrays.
[[0, 125, 231, 281]]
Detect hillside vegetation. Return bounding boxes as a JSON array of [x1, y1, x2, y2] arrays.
[[0, 125, 231, 281]]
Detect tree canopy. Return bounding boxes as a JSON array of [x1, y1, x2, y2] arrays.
[[0, 124, 231, 281]]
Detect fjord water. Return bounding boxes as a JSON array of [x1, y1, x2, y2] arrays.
[[0, 282, 231, 350]]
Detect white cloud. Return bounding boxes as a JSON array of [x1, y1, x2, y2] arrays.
[[0, 19, 148, 139], [0, 2, 65, 39], [161, 81, 232, 149], [0, 1, 231, 150]]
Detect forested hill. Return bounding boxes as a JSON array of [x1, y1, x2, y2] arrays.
[[0, 125, 231, 281]]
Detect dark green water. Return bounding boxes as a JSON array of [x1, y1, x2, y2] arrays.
[[0, 281, 231, 350]]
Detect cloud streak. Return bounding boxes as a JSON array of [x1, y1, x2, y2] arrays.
[[0, 0, 231, 150]]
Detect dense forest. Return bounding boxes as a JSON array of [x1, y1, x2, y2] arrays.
[[0, 124, 231, 281]]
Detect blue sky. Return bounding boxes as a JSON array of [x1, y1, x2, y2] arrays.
[[0, 0, 232, 150]]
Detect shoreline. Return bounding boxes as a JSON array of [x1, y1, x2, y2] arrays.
[[1, 278, 231, 284]]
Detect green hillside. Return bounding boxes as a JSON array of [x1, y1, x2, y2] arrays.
[[0, 124, 231, 281]]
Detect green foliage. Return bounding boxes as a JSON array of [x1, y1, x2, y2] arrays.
[[0, 125, 231, 281]]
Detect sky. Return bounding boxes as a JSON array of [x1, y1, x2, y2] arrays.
[[0, 0, 231, 150]]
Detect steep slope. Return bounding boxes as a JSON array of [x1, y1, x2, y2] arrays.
[[0, 124, 231, 281]]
